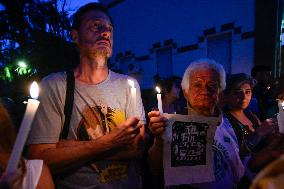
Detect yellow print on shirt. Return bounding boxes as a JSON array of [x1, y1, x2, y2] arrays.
[[77, 105, 125, 140], [76, 104, 129, 183], [99, 164, 129, 183]]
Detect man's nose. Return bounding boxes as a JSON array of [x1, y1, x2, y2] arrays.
[[100, 27, 111, 39], [199, 85, 210, 95], [101, 31, 110, 38]]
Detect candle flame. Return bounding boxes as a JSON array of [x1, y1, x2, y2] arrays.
[[155, 86, 161, 93], [30, 81, 39, 99], [282, 101, 284, 108], [128, 79, 135, 88]]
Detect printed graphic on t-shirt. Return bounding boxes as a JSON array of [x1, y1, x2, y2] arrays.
[[99, 163, 129, 183], [76, 104, 128, 183], [77, 105, 125, 140]]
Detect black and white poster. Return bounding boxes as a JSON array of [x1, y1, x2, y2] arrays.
[[162, 113, 220, 186]]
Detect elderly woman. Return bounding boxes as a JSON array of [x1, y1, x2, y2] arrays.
[[148, 58, 244, 189]]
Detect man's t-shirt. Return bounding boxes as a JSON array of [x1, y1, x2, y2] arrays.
[[27, 70, 146, 189]]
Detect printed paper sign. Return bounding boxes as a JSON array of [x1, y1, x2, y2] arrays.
[[162, 113, 220, 186]]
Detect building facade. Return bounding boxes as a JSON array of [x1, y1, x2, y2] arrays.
[[102, 0, 257, 89]]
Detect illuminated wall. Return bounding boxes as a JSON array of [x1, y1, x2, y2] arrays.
[[102, 0, 255, 89]]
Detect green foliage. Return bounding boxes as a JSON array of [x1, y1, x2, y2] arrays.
[[0, 66, 13, 81]]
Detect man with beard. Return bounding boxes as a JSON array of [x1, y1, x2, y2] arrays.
[[26, 3, 147, 189]]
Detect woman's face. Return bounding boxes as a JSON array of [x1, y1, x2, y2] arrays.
[[227, 82, 252, 111]]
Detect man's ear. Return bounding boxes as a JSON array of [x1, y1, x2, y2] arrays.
[[71, 29, 79, 44]]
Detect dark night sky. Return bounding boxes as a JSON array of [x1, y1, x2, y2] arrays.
[[59, 0, 99, 16]]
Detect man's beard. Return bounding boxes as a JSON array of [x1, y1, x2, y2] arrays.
[[93, 46, 112, 58], [82, 47, 111, 68], [79, 38, 112, 59], [84, 46, 112, 63], [84, 45, 112, 58]]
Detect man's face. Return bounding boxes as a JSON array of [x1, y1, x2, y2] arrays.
[[186, 68, 220, 112], [72, 10, 113, 59]]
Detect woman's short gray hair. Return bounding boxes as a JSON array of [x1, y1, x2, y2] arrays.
[[181, 58, 226, 94]]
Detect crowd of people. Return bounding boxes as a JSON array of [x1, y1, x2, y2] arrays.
[[1, 2, 284, 189]]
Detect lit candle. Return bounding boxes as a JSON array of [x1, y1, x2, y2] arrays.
[[6, 81, 40, 173], [128, 79, 136, 113], [155, 86, 163, 114], [277, 100, 284, 133]]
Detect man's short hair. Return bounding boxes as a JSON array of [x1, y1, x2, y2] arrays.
[[71, 2, 113, 30], [181, 58, 226, 94]]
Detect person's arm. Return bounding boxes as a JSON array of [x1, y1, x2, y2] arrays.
[[244, 117, 278, 153], [247, 134, 284, 172], [56, 124, 148, 161], [250, 110, 277, 136], [36, 163, 54, 189], [147, 111, 168, 174], [27, 117, 141, 173]]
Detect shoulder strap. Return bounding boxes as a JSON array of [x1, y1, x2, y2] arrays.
[[60, 70, 75, 139]]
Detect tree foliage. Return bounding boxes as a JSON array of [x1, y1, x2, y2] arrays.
[[0, 0, 79, 82]]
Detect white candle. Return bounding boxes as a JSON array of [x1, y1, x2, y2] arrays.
[[6, 81, 40, 174], [155, 86, 163, 114], [128, 79, 136, 113], [277, 100, 284, 133]]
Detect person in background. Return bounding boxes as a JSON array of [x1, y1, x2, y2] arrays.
[[265, 74, 284, 118], [26, 2, 147, 189], [221, 73, 284, 188], [222, 73, 278, 158], [0, 103, 54, 189], [248, 76, 284, 189], [148, 58, 244, 189], [159, 76, 184, 114], [251, 66, 274, 120], [144, 76, 184, 188]]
